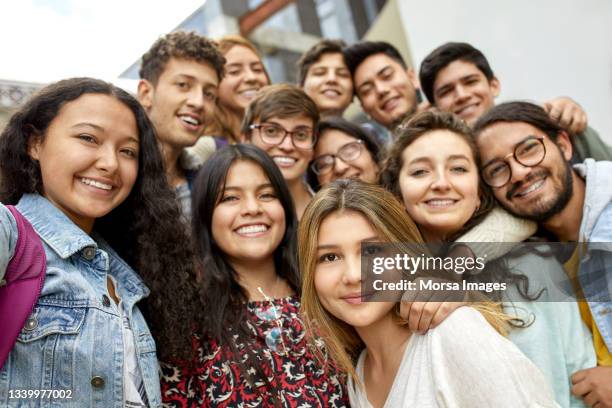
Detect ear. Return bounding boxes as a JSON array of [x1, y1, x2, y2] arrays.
[[27, 128, 42, 161], [489, 76, 501, 98], [555, 130, 573, 161], [137, 79, 154, 110], [406, 68, 419, 89]]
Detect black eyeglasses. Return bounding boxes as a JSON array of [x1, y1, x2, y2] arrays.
[[249, 123, 316, 150], [482, 136, 546, 187], [310, 140, 364, 175]]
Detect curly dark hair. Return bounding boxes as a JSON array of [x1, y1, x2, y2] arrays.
[[296, 39, 347, 86], [0, 77, 202, 361], [139, 31, 226, 85]]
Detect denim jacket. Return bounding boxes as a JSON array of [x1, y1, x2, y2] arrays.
[[0, 194, 161, 407], [574, 159, 612, 353]]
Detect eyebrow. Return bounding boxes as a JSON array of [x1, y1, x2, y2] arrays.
[[223, 183, 274, 191], [316, 236, 380, 250], [71, 122, 139, 144], [408, 154, 470, 165]]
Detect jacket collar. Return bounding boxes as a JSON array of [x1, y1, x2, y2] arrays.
[[16, 194, 97, 259]]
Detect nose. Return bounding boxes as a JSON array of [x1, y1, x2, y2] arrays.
[[508, 159, 532, 184], [241, 194, 262, 216], [333, 157, 350, 175], [186, 87, 205, 109], [277, 132, 295, 152], [455, 84, 469, 102], [431, 169, 451, 191], [341, 254, 362, 285], [325, 70, 338, 84], [374, 81, 389, 97], [96, 145, 119, 175]]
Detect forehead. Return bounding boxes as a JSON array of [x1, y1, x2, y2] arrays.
[[311, 52, 346, 68], [316, 129, 357, 152], [401, 130, 475, 163], [318, 209, 375, 243], [225, 159, 270, 185], [434, 60, 486, 88], [354, 53, 403, 82], [225, 44, 260, 63], [259, 114, 314, 128], [476, 121, 547, 160], [159, 57, 219, 85]]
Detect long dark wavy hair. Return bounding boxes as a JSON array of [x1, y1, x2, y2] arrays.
[[0, 77, 202, 361], [190, 144, 299, 398]]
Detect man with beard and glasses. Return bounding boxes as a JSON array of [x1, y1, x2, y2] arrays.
[[474, 101, 612, 408]]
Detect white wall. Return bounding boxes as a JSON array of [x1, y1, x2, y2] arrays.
[[397, 0, 612, 143]]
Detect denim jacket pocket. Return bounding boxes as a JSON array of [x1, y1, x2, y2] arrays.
[[11, 303, 87, 394], [17, 304, 86, 342]]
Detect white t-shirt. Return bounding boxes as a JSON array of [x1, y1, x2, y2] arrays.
[[348, 307, 560, 408]]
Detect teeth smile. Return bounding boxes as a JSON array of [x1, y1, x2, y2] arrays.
[[236, 224, 268, 235], [273, 156, 297, 165], [426, 199, 456, 207], [516, 179, 545, 197], [81, 178, 112, 190], [179, 116, 201, 126]]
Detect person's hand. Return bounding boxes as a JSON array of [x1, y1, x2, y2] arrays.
[[543, 96, 588, 135], [572, 366, 612, 407], [400, 277, 466, 333]]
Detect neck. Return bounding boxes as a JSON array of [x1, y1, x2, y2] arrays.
[[160, 141, 185, 188], [542, 171, 585, 241], [356, 312, 411, 375], [232, 256, 286, 301], [287, 178, 312, 220], [320, 108, 344, 118]]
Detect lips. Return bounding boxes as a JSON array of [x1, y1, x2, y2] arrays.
[[238, 88, 260, 100], [322, 89, 341, 98], [80, 177, 114, 191], [178, 113, 203, 131], [424, 198, 458, 208], [455, 102, 479, 116], [512, 178, 546, 198], [272, 156, 298, 167], [381, 96, 400, 112], [235, 223, 269, 236], [342, 291, 374, 304]]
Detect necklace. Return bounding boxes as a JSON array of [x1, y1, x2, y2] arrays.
[[255, 277, 288, 356]]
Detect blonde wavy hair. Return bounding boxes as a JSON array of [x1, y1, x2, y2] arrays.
[[205, 35, 271, 142], [299, 179, 513, 381]]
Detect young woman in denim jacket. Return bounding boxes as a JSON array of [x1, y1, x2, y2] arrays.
[[0, 78, 201, 407]]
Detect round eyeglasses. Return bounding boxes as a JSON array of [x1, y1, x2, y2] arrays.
[[249, 123, 316, 150], [310, 140, 364, 175], [482, 136, 546, 187]]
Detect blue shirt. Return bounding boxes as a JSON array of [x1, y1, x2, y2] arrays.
[[0, 194, 161, 407]]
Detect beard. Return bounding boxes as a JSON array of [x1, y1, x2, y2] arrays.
[[503, 160, 573, 222]]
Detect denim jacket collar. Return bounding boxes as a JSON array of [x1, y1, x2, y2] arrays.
[[16, 193, 98, 259]]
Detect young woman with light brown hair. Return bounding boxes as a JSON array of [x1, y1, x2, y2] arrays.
[[299, 179, 558, 407]]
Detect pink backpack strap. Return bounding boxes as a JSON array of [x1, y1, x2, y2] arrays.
[[0, 205, 46, 370]]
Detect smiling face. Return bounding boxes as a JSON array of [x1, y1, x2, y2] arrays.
[[211, 160, 286, 266], [28, 93, 139, 233], [248, 114, 315, 183], [354, 53, 419, 129], [218, 45, 269, 115], [138, 57, 219, 151], [303, 52, 353, 115], [398, 130, 481, 241], [314, 210, 395, 328], [433, 60, 500, 127], [477, 121, 573, 221], [314, 129, 379, 186]]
